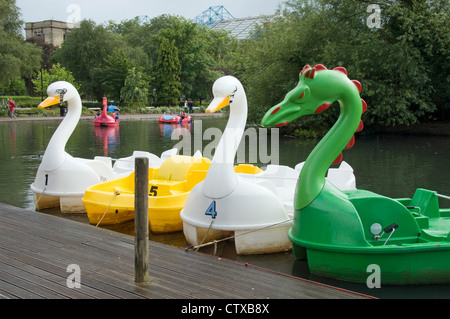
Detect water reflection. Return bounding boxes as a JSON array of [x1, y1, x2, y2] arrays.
[[158, 122, 192, 138], [93, 125, 120, 157]]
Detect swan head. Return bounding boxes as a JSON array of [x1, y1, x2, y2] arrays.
[[38, 81, 79, 108], [206, 75, 245, 114]]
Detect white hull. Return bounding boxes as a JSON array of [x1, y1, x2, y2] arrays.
[[32, 192, 85, 213], [183, 221, 292, 255]]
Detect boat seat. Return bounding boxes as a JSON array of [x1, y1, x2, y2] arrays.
[[348, 190, 421, 243], [157, 156, 192, 181], [408, 188, 440, 218]]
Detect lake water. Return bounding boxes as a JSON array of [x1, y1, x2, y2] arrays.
[[0, 116, 449, 299]]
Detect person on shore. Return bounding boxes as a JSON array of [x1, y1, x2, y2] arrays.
[[188, 100, 193, 113], [184, 100, 188, 113], [59, 104, 65, 117], [8, 99, 16, 119]]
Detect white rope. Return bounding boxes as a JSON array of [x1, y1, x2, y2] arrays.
[[31, 187, 47, 211], [188, 218, 292, 252], [95, 191, 119, 227], [195, 219, 216, 252]]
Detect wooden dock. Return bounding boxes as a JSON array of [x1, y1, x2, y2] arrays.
[[0, 203, 371, 300]]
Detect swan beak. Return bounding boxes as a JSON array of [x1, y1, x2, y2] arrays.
[[206, 94, 230, 113], [38, 95, 60, 108]]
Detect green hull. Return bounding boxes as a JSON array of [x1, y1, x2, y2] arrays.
[[291, 240, 450, 285], [289, 186, 450, 285]]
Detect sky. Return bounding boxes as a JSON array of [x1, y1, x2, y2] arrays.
[[16, 0, 284, 25]]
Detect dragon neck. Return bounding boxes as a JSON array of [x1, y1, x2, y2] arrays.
[[295, 90, 362, 210]]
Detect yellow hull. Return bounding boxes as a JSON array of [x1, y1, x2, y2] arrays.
[[83, 189, 188, 233], [83, 155, 212, 233], [83, 156, 262, 233]]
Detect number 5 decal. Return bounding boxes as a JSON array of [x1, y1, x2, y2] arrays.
[[205, 201, 217, 219], [149, 186, 158, 197]]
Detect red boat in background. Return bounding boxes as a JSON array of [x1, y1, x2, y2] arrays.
[[158, 113, 192, 124], [94, 98, 119, 127]]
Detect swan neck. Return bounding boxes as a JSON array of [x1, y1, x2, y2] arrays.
[[202, 91, 247, 198], [40, 96, 82, 171]]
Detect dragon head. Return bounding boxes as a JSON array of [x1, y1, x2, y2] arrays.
[[261, 64, 365, 128], [262, 64, 367, 166]]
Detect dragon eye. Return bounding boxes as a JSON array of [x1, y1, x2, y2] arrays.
[[299, 92, 305, 99]]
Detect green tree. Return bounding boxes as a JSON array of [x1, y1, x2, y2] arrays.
[[31, 64, 80, 97], [0, 0, 41, 87], [52, 19, 125, 99], [120, 67, 150, 108], [0, 76, 27, 95], [151, 15, 237, 100], [154, 38, 181, 106], [236, 0, 449, 130], [109, 15, 237, 102], [100, 49, 134, 101]]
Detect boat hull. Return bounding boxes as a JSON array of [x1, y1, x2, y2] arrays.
[[181, 175, 293, 255], [84, 192, 187, 232], [184, 222, 292, 255], [32, 190, 87, 213], [289, 186, 450, 285], [158, 115, 192, 124], [94, 119, 119, 127], [83, 155, 211, 233], [293, 241, 450, 285]]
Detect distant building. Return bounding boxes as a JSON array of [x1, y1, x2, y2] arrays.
[[193, 6, 274, 40], [209, 15, 274, 40], [25, 20, 76, 47]]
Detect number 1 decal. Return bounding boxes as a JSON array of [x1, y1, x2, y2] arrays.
[[205, 201, 217, 219]]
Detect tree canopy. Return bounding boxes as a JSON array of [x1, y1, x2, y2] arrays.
[[236, 0, 449, 131], [154, 37, 181, 106], [8, 0, 447, 131], [0, 0, 41, 88]]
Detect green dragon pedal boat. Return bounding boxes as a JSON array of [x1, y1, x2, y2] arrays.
[[261, 64, 450, 285]]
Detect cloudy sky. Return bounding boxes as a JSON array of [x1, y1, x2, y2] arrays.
[[16, 0, 283, 24]]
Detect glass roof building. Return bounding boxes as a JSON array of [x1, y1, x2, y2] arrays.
[[193, 6, 274, 40]]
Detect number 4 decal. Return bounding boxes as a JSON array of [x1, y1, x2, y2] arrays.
[[205, 201, 217, 219]]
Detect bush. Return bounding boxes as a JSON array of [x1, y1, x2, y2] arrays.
[[1, 96, 42, 108]]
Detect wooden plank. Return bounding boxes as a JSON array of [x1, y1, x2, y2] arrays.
[[0, 203, 370, 299]]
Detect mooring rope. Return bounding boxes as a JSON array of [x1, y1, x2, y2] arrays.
[[195, 219, 216, 252], [95, 191, 119, 227], [187, 218, 292, 253], [31, 187, 46, 211]]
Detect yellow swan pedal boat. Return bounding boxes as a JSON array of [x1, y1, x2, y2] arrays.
[[83, 155, 261, 233], [83, 155, 210, 232]]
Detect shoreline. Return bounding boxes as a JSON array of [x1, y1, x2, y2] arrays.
[[0, 112, 224, 122], [377, 121, 450, 136], [1, 113, 448, 136]]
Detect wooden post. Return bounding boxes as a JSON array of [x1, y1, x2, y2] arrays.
[[134, 157, 149, 283]]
